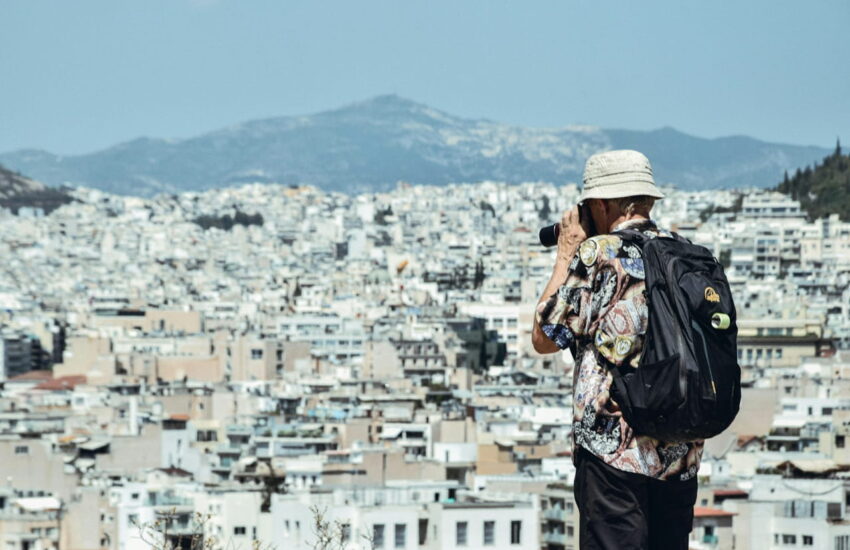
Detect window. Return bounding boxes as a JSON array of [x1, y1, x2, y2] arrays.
[[197, 430, 218, 442], [456, 521, 468, 546], [373, 524, 385, 548], [234, 526, 246, 536], [418, 519, 428, 546], [483, 521, 495, 545], [803, 535, 813, 546], [567, 525, 574, 538], [838, 435, 846, 448], [251, 348, 263, 359], [341, 524, 351, 544], [510, 520, 522, 545], [836, 535, 850, 550], [781, 534, 796, 544], [394, 523, 406, 548], [14, 446, 28, 455]]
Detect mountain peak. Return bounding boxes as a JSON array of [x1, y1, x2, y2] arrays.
[[350, 94, 426, 110], [331, 94, 456, 123]]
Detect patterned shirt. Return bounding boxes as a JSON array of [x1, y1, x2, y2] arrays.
[[536, 218, 703, 481]]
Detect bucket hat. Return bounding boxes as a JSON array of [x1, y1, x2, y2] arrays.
[[578, 150, 665, 201]]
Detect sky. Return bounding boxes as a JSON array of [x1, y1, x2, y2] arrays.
[[1, 0, 848, 155]]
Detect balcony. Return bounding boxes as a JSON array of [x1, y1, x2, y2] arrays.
[[216, 443, 243, 455], [543, 531, 569, 546], [543, 508, 567, 521], [702, 534, 719, 545], [149, 495, 193, 510]]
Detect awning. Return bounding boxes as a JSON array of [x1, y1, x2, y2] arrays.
[[79, 439, 110, 452], [379, 426, 402, 439], [14, 497, 61, 512]]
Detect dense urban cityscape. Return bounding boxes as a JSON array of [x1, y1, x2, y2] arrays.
[[1, 179, 850, 550]]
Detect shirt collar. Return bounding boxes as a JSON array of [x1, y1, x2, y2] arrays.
[[612, 217, 657, 233]]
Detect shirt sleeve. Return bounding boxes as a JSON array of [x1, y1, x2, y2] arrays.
[[536, 234, 643, 358], [535, 250, 595, 351]]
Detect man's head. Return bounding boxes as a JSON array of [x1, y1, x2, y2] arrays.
[[579, 150, 664, 233]]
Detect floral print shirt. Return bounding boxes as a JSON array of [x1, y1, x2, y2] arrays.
[[536, 218, 703, 481]]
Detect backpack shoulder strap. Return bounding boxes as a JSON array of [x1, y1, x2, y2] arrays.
[[614, 227, 690, 247], [612, 227, 649, 246]]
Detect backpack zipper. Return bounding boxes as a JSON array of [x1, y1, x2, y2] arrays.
[[691, 319, 718, 396]]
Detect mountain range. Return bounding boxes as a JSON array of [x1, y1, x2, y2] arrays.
[[0, 95, 831, 197]]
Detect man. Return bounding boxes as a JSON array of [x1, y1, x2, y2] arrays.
[[532, 150, 702, 550]]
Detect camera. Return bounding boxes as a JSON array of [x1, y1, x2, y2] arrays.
[[538, 202, 596, 247]]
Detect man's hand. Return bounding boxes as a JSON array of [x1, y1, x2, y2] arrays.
[[556, 205, 589, 265], [532, 205, 591, 354]]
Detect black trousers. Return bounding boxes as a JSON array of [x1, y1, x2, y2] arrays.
[[574, 446, 698, 550]]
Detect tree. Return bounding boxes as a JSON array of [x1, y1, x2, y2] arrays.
[[538, 195, 552, 221], [479, 200, 496, 217], [473, 260, 485, 289], [773, 146, 850, 221]]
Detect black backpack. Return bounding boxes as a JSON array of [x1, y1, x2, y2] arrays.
[[608, 228, 742, 442]]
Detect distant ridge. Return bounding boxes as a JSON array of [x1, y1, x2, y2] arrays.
[[0, 163, 74, 214], [0, 95, 831, 197]]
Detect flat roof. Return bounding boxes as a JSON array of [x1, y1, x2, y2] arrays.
[[694, 507, 736, 518]]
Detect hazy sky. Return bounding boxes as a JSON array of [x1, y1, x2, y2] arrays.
[[1, 0, 848, 155]]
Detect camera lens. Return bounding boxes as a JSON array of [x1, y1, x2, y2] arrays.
[[539, 223, 560, 247]]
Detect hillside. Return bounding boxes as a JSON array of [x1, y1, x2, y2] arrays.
[[0, 164, 74, 214], [776, 141, 850, 221], [0, 95, 831, 197]]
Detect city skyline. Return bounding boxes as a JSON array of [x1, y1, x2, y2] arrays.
[[1, 179, 850, 549]]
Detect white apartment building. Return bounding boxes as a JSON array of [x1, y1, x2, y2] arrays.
[[270, 486, 538, 550], [740, 192, 806, 220]]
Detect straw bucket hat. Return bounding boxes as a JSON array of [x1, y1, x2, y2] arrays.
[[578, 150, 665, 201]]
